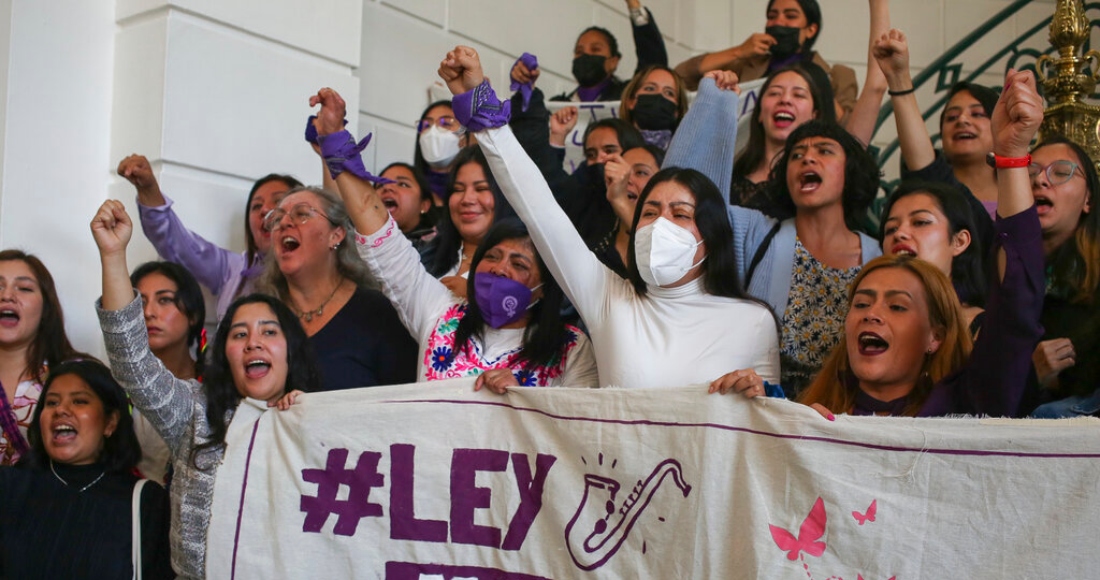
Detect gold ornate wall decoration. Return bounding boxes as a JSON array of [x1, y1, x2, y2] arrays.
[[1036, 0, 1100, 168]]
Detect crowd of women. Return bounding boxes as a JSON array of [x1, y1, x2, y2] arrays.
[[0, 0, 1096, 576]]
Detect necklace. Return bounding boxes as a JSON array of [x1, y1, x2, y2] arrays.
[[50, 460, 106, 493], [294, 278, 344, 323]]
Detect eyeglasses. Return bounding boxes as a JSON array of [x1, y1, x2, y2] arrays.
[[262, 203, 334, 232], [417, 116, 465, 134], [1028, 160, 1083, 186]]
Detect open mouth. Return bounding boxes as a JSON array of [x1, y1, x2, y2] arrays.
[[953, 131, 977, 141], [799, 171, 822, 192], [245, 359, 272, 379], [280, 236, 301, 252], [857, 332, 889, 356], [1033, 195, 1053, 215], [380, 196, 399, 211], [51, 424, 77, 443], [773, 111, 796, 128], [891, 244, 918, 257], [0, 308, 19, 327]]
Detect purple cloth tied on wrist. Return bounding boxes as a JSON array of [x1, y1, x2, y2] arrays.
[[453, 79, 511, 132], [509, 52, 539, 112], [317, 130, 393, 185], [305, 115, 348, 144]]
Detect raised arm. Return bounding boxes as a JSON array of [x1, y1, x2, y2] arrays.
[[119, 154, 244, 296], [673, 35, 773, 90], [991, 69, 1042, 220], [308, 88, 455, 338], [845, 0, 890, 144], [92, 200, 195, 448], [440, 46, 612, 317], [948, 68, 1045, 417], [873, 29, 935, 172], [311, 89, 389, 237], [626, 0, 668, 70]]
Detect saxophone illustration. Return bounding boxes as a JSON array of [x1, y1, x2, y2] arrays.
[[564, 458, 692, 570]]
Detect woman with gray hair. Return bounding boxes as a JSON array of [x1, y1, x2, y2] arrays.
[[261, 185, 418, 390]]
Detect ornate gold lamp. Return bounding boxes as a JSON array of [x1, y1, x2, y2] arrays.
[[1036, 0, 1100, 168]]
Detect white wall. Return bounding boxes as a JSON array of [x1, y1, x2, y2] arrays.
[[0, 0, 1072, 354]]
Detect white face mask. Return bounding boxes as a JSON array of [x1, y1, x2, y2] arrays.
[[634, 217, 705, 287], [419, 125, 462, 168]]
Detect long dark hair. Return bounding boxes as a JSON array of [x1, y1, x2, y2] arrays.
[[768, 119, 879, 229], [425, 146, 515, 277], [245, 174, 302, 266], [880, 181, 988, 308], [26, 359, 141, 474], [626, 167, 755, 301], [733, 63, 833, 182], [0, 250, 84, 383], [131, 261, 206, 377], [192, 294, 320, 468], [1036, 137, 1100, 304], [452, 218, 571, 371]]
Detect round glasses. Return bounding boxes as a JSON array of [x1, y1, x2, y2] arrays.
[[263, 203, 334, 232], [1028, 160, 1082, 186], [417, 116, 464, 134]]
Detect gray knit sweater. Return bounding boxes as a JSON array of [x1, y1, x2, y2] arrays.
[[99, 295, 229, 579]]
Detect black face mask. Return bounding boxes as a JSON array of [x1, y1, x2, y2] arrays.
[[631, 94, 679, 131], [573, 54, 609, 87], [766, 25, 803, 60]]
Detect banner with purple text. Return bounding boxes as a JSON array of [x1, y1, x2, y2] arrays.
[[205, 380, 1100, 579]]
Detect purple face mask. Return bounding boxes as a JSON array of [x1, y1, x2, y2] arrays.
[[473, 273, 541, 328]]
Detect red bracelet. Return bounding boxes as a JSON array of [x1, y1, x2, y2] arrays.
[[986, 152, 1032, 169]]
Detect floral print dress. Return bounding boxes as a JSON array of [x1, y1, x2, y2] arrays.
[[779, 238, 861, 399]]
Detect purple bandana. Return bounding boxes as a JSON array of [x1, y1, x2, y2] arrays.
[[453, 79, 511, 132], [304, 115, 347, 145], [510, 52, 539, 112], [317, 129, 394, 185]]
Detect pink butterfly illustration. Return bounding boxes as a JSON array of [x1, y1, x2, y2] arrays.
[[852, 499, 877, 525], [769, 496, 827, 561]]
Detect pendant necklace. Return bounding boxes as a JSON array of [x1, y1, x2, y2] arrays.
[[296, 278, 345, 322], [50, 460, 106, 492]]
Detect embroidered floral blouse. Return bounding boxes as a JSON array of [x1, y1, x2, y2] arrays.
[[355, 216, 599, 387]]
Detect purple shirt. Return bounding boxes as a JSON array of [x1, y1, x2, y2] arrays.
[[851, 207, 1045, 417]]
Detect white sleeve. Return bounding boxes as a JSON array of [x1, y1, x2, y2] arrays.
[[559, 331, 600, 388], [355, 216, 455, 339], [475, 126, 613, 325], [751, 307, 781, 385]]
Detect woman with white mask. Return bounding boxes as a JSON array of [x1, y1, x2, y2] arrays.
[[439, 46, 779, 393], [414, 101, 473, 204]]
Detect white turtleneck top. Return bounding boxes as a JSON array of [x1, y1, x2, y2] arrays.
[[477, 126, 780, 389]]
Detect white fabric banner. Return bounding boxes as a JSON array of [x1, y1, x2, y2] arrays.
[[206, 380, 1100, 579]]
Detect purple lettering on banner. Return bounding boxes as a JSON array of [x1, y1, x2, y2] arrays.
[[740, 88, 759, 117], [384, 561, 551, 580], [299, 448, 385, 536], [450, 448, 508, 547], [501, 453, 556, 550], [389, 444, 448, 542]]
